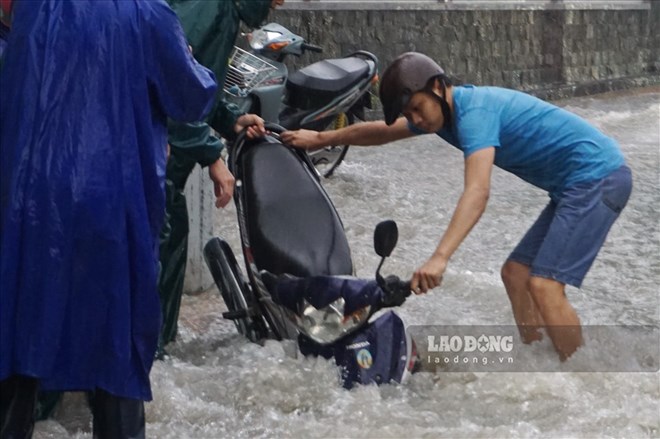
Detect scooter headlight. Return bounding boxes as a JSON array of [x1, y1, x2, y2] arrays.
[[297, 298, 371, 345], [249, 29, 283, 50]]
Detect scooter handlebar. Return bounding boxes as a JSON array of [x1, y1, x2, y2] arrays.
[[301, 43, 323, 53], [380, 275, 412, 308]]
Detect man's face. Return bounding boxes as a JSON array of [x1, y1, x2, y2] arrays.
[[402, 89, 444, 133], [271, 0, 285, 8]]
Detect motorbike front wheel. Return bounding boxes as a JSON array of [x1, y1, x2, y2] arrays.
[[307, 112, 355, 178]]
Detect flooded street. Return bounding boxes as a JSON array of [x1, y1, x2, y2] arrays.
[[35, 88, 659, 438]]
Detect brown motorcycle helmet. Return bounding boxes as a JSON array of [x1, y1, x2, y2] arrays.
[[379, 52, 446, 125]]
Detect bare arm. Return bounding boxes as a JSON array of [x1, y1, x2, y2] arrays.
[[411, 147, 495, 294], [281, 117, 415, 149]]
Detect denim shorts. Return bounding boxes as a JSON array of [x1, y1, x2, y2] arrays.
[[508, 165, 632, 288]]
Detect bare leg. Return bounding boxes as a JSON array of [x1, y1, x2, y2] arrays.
[[528, 276, 583, 361], [501, 260, 545, 343]]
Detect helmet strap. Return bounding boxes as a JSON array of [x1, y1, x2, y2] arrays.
[[426, 77, 452, 130], [438, 78, 452, 130], [439, 96, 452, 130]]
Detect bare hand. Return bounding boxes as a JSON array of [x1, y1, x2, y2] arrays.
[[234, 114, 266, 139], [410, 255, 447, 294], [281, 129, 324, 150], [208, 158, 235, 208]]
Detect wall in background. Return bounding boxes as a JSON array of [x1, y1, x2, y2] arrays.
[[272, 0, 659, 101]]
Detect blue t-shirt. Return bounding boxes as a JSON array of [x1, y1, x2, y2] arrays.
[[408, 85, 625, 199]]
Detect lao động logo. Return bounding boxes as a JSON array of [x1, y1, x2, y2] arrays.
[[428, 334, 514, 353], [424, 331, 516, 369], [410, 325, 660, 372]]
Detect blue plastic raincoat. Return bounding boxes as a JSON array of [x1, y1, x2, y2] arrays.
[[0, 0, 217, 400]]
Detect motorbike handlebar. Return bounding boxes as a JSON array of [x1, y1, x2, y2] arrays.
[[380, 275, 412, 308], [301, 43, 323, 53]]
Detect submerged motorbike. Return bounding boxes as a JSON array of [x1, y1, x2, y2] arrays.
[[223, 22, 378, 177], [204, 124, 419, 388]]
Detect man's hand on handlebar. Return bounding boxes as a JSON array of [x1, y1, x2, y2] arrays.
[[234, 114, 266, 139], [411, 254, 446, 294]]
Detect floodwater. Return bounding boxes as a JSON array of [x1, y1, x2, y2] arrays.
[[35, 88, 659, 438]]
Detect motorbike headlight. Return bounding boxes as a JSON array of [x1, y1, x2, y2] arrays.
[[296, 298, 371, 345], [249, 29, 283, 50]]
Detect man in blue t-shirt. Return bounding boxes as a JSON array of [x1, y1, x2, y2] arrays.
[[282, 52, 632, 361]]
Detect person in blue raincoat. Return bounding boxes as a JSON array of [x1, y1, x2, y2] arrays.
[[0, 1, 217, 437]]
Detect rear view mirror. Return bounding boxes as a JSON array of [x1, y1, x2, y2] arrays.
[[374, 220, 398, 258]]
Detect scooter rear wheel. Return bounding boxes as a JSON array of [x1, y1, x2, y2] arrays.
[[308, 112, 354, 178], [203, 238, 270, 343]]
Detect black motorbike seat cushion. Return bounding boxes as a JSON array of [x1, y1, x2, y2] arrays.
[[287, 57, 369, 94], [240, 141, 353, 278]]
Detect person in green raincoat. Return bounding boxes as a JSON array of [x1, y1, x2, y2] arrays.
[[158, 0, 286, 354]]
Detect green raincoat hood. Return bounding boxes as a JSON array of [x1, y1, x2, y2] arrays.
[[234, 0, 274, 29], [167, 0, 276, 137]]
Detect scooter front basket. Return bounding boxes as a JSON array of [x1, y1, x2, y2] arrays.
[[224, 46, 278, 96]]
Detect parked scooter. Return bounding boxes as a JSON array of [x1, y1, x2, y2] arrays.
[[223, 23, 378, 177], [204, 124, 419, 388]]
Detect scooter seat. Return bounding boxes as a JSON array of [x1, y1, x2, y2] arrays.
[[239, 139, 353, 278], [286, 57, 370, 110]]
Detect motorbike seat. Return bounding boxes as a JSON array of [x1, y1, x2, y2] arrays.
[[286, 57, 371, 110], [238, 138, 353, 278]]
